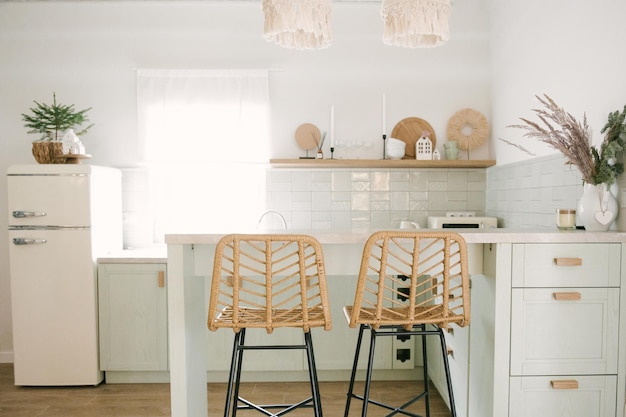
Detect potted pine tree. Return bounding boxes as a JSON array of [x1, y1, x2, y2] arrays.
[[22, 93, 94, 163]]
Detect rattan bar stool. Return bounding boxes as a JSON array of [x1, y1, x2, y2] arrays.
[[208, 234, 333, 417], [343, 231, 470, 417]]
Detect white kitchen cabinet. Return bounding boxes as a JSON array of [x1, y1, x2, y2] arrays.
[[427, 242, 626, 417], [98, 263, 168, 378], [507, 243, 623, 417]]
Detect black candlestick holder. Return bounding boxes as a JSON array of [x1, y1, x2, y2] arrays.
[[382, 134, 387, 160], [330, 147, 335, 159]]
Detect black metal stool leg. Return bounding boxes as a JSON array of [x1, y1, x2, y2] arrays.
[[421, 325, 431, 417], [360, 326, 377, 417], [437, 327, 457, 417], [344, 324, 366, 417], [224, 329, 244, 417], [231, 329, 248, 417], [304, 331, 323, 417]]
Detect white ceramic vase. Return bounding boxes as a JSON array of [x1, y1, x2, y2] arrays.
[[577, 183, 618, 231]]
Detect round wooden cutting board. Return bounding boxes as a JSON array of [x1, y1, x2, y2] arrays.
[[295, 123, 321, 151], [390, 117, 436, 159]]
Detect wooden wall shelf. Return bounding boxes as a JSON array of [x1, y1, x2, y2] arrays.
[[269, 159, 496, 169]]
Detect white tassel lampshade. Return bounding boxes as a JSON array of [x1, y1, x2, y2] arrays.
[[262, 0, 333, 50], [381, 0, 451, 48]]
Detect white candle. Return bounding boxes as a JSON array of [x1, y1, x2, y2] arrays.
[[382, 94, 386, 135], [330, 105, 335, 147]]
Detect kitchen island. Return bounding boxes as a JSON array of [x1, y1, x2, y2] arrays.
[[165, 229, 626, 417]]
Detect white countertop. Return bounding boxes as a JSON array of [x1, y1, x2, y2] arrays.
[[164, 228, 626, 245], [97, 246, 167, 263], [99, 229, 626, 264]]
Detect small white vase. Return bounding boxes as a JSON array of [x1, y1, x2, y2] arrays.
[[577, 183, 618, 231]]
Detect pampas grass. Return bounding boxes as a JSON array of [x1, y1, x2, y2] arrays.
[[509, 94, 626, 186]]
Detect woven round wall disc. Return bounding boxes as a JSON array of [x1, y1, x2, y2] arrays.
[[446, 108, 489, 150]]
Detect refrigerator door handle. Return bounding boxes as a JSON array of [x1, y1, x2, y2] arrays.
[[12, 210, 47, 218], [13, 237, 47, 245]]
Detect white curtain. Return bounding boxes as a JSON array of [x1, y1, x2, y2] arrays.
[[136, 69, 270, 240], [137, 69, 270, 162]]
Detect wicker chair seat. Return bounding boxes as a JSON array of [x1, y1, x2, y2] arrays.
[[213, 306, 330, 332], [343, 305, 466, 331]]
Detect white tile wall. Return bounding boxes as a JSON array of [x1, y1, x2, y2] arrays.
[[486, 154, 586, 229], [267, 168, 487, 231], [120, 168, 153, 249], [122, 155, 626, 249]]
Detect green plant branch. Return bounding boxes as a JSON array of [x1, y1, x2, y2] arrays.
[[22, 92, 93, 141]]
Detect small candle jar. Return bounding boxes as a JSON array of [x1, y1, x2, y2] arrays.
[[556, 209, 576, 230]]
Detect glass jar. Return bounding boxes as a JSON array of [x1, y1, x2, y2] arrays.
[[556, 209, 576, 230]]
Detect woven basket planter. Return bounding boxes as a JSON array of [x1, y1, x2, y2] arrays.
[[31, 141, 68, 164]]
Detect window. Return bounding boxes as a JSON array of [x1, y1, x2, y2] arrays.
[[136, 69, 270, 241]]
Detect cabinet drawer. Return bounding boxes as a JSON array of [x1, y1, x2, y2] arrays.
[[510, 288, 619, 375], [509, 375, 617, 417], [512, 244, 621, 288]]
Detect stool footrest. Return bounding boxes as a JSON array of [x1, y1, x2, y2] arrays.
[[238, 344, 307, 351], [349, 392, 428, 417], [237, 396, 315, 416]]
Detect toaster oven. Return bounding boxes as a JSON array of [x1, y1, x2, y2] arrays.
[[427, 216, 498, 229]]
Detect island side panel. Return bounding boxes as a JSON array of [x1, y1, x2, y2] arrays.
[[167, 243, 209, 417]]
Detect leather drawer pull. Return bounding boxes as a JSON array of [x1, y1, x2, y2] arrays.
[[553, 292, 581, 301], [446, 347, 454, 358], [553, 257, 582, 266], [158, 271, 166, 288], [551, 380, 579, 390]]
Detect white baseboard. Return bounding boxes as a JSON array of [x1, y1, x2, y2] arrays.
[[0, 351, 14, 363]]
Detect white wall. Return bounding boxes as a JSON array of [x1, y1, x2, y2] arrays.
[[0, 1, 490, 361], [487, 0, 626, 232], [489, 0, 626, 165]]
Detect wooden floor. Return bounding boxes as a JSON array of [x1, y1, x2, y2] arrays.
[[0, 363, 452, 417]]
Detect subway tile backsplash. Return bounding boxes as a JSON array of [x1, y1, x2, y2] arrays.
[[486, 154, 584, 229], [266, 167, 487, 231], [485, 153, 626, 231], [120, 154, 626, 249]]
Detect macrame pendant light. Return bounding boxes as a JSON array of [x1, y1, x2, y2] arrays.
[[381, 0, 451, 48], [262, 0, 333, 50]]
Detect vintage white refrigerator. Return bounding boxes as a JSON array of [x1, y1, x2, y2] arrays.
[[7, 164, 122, 386]]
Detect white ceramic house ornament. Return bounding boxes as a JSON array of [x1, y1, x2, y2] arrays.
[[415, 133, 433, 160]]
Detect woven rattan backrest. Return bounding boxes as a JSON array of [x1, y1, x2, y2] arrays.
[[348, 230, 470, 330], [208, 234, 332, 334]]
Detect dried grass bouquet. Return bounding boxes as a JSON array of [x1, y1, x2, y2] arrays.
[[509, 94, 626, 186]]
